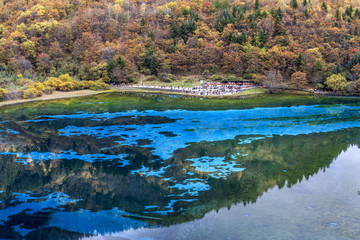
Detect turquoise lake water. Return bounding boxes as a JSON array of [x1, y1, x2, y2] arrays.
[[0, 93, 359, 239]]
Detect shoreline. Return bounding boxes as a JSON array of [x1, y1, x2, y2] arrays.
[[1, 87, 358, 108], [109, 86, 269, 98], [0, 88, 265, 109], [0, 90, 101, 108]]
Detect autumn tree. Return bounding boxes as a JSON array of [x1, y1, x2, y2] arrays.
[[325, 74, 348, 91], [312, 60, 324, 83], [291, 72, 308, 89], [107, 55, 126, 83], [0, 0, 360, 88], [346, 81, 359, 94], [351, 64, 360, 80], [220, 44, 245, 74], [263, 70, 283, 92]]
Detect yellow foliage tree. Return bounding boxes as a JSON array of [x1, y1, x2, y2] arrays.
[[325, 74, 348, 91]]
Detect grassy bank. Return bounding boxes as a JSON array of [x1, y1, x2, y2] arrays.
[[0, 90, 101, 108]]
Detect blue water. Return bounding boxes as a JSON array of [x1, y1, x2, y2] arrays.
[[0, 94, 360, 239]]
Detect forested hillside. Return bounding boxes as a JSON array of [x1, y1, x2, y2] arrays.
[[1, 0, 360, 97]]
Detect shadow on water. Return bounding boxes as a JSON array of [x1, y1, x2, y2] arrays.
[[0, 93, 360, 239]]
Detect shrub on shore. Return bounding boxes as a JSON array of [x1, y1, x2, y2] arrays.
[[0, 71, 110, 100], [0, 88, 7, 100], [17, 78, 35, 87], [81, 81, 93, 89], [43, 77, 58, 89], [44, 87, 53, 94], [34, 82, 45, 92], [21, 74, 89, 98], [0, 72, 110, 101], [43, 74, 82, 91], [42, 74, 109, 91], [23, 87, 42, 99], [89, 80, 110, 90]]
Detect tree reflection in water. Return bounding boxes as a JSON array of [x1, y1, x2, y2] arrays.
[[0, 93, 360, 239]]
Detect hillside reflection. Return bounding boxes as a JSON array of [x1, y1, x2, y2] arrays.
[[0, 93, 360, 238], [1, 127, 359, 238]]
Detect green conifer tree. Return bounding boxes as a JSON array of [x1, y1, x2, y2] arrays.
[[144, 39, 157, 75], [276, 7, 283, 19], [295, 53, 304, 71], [170, 22, 178, 39], [255, 0, 260, 10], [313, 60, 324, 73], [293, 14, 297, 25], [259, 30, 268, 47], [355, 8, 360, 18], [321, 2, 328, 13], [273, 8, 284, 36], [304, 9, 310, 19], [250, 19, 256, 29], [331, 63, 343, 74], [336, 9, 341, 20], [291, 0, 298, 9], [270, 7, 275, 17]]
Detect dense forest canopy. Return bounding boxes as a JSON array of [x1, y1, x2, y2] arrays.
[[1, 0, 360, 94]]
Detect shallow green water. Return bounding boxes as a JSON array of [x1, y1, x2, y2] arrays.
[[0, 93, 360, 239]]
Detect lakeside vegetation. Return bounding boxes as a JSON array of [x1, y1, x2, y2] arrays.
[[2, 0, 360, 100]]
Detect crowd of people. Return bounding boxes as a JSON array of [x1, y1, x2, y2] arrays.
[[183, 82, 255, 95], [314, 89, 338, 95], [129, 82, 257, 96]]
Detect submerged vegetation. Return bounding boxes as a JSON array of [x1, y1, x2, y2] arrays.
[[0, 93, 360, 238]]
